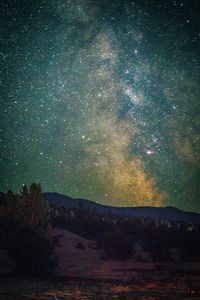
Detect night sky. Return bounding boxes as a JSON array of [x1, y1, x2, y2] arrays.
[[1, 0, 200, 211]]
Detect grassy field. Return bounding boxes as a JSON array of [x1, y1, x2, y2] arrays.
[[1, 229, 200, 299], [0, 278, 200, 300]]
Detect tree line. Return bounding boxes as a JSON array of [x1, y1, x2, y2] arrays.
[[52, 201, 200, 261]]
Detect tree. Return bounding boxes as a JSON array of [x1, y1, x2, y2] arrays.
[[103, 230, 133, 260], [0, 183, 55, 277]]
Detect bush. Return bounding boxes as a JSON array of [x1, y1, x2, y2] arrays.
[[76, 242, 85, 249], [2, 223, 55, 276], [103, 231, 133, 260]]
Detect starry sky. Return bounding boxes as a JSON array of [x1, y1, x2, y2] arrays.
[[1, 0, 200, 211]]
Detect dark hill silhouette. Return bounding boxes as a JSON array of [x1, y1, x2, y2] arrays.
[[1, 191, 199, 224], [43, 192, 200, 224]]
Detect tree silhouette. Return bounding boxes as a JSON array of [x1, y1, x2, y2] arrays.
[[0, 183, 55, 276]]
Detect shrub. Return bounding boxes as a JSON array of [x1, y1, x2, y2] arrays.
[[76, 242, 85, 249], [103, 231, 133, 260]]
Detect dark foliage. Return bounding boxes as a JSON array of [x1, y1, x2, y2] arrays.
[[76, 242, 85, 249], [103, 231, 133, 260], [51, 204, 200, 262], [0, 184, 56, 277], [1, 222, 55, 276]]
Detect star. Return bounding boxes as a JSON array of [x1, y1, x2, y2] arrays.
[[1, 0, 200, 211], [145, 150, 154, 155]]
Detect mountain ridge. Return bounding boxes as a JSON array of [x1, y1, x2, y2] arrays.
[[1, 191, 200, 224], [43, 192, 200, 224]]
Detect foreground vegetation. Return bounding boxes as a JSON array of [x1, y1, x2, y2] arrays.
[[52, 200, 200, 261], [0, 183, 200, 280], [0, 184, 55, 277]]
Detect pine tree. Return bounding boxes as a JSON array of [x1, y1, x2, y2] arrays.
[[0, 183, 55, 276]]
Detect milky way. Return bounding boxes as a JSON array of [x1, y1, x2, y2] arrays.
[[1, 0, 200, 211]]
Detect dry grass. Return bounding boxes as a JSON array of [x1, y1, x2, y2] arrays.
[[1, 278, 200, 300], [1, 229, 200, 299], [111, 284, 130, 293]]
